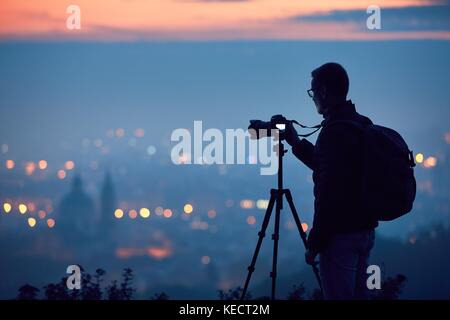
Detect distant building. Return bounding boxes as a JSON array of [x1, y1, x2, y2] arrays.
[[99, 172, 117, 238], [58, 174, 95, 242]]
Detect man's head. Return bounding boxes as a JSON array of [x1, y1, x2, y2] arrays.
[[309, 63, 349, 116]]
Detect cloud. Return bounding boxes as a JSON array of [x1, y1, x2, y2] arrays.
[[295, 2, 450, 32]]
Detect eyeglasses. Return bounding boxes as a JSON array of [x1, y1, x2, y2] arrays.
[[307, 88, 319, 98]]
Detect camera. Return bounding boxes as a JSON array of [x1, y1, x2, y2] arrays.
[[248, 114, 293, 139]]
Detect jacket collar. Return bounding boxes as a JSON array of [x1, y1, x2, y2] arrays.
[[322, 100, 356, 126]]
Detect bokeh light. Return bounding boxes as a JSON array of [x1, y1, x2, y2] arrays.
[[415, 153, 424, 164], [139, 207, 150, 218], [18, 203, 27, 214], [207, 209, 216, 219], [38, 160, 48, 170], [47, 218, 55, 228], [114, 208, 124, 219], [57, 170, 66, 179], [6, 160, 15, 169], [65, 161, 75, 170], [183, 204, 193, 214], [201, 256, 211, 265], [27, 217, 37, 228], [3, 202, 12, 213], [163, 209, 173, 218], [129, 209, 138, 219]]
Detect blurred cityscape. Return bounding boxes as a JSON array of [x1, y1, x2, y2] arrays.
[[1, 127, 449, 299]]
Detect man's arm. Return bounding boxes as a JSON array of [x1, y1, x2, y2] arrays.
[[307, 123, 360, 253], [291, 139, 315, 170]]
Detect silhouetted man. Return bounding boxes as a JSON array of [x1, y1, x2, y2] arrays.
[[285, 63, 378, 300]]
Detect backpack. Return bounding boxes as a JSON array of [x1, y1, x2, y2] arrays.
[[331, 120, 417, 221]]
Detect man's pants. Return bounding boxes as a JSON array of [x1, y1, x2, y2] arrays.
[[319, 229, 375, 300]]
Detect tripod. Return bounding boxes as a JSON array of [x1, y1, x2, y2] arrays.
[[240, 140, 323, 300]]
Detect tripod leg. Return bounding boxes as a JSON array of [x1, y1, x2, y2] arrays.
[[270, 189, 283, 300], [284, 189, 323, 293], [240, 189, 276, 300]]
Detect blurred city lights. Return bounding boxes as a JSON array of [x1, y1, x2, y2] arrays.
[[3, 202, 12, 213], [27, 202, 36, 212], [247, 215, 256, 225], [183, 204, 193, 214], [146, 145, 156, 156], [114, 208, 124, 219], [129, 209, 138, 219], [65, 161, 75, 170], [27, 217, 37, 228], [155, 206, 164, 216], [240, 199, 254, 209], [423, 156, 437, 168], [301, 222, 309, 232], [415, 153, 424, 164], [6, 160, 15, 169], [115, 128, 125, 137], [256, 199, 269, 210], [25, 162, 36, 175], [135, 128, 145, 138], [207, 209, 217, 219], [163, 209, 173, 218], [178, 153, 190, 164], [445, 132, 450, 144], [38, 160, 48, 170], [139, 207, 150, 218], [47, 218, 55, 228], [93, 138, 103, 148], [18, 203, 27, 214], [38, 210, 46, 219], [201, 256, 211, 265], [191, 220, 209, 230], [57, 170, 67, 179]]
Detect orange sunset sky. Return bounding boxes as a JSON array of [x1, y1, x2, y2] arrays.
[[0, 0, 449, 40]]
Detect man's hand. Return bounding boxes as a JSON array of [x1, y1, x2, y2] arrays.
[[305, 249, 318, 265], [284, 121, 301, 148]]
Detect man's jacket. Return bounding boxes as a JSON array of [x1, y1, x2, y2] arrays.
[[292, 100, 378, 253]]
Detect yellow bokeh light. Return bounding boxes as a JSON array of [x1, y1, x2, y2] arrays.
[[114, 209, 124, 219], [38, 160, 48, 170], [57, 170, 66, 179], [47, 218, 55, 228], [163, 209, 173, 218], [129, 209, 138, 219], [415, 153, 424, 164], [3, 202, 12, 213], [6, 159, 15, 169], [18, 203, 27, 214], [256, 199, 269, 210], [140, 207, 150, 218], [28, 217, 37, 228], [65, 161, 75, 170], [183, 204, 193, 214]]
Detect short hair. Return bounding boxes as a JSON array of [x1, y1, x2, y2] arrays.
[[311, 63, 349, 99]]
